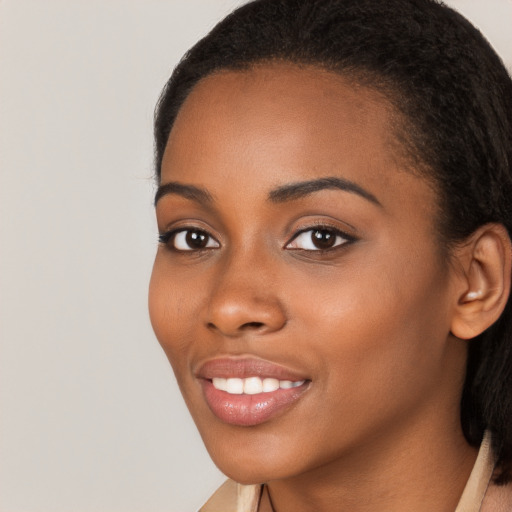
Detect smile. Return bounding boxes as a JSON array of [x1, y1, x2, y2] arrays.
[[197, 357, 310, 426], [212, 376, 306, 395]]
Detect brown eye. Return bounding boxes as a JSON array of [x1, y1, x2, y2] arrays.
[[311, 229, 337, 249], [160, 229, 220, 251], [185, 230, 209, 249], [286, 227, 354, 251]]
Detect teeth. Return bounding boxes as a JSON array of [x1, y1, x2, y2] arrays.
[[212, 376, 305, 394], [226, 378, 244, 394], [212, 378, 227, 392], [244, 377, 263, 395], [262, 378, 280, 392]]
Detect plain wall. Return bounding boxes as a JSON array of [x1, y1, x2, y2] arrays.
[[1, 1, 511, 511]]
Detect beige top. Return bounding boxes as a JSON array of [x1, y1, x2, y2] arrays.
[[200, 432, 512, 512]]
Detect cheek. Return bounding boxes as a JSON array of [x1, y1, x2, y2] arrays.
[[148, 260, 197, 369], [291, 250, 451, 399]]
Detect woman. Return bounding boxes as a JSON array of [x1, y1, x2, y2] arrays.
[[148, 0, 512, 510]]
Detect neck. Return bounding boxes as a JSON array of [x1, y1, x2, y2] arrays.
[[261, 419, 478, 512]]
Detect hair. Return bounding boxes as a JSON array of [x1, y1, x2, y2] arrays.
[[154, 0, 512, 482]]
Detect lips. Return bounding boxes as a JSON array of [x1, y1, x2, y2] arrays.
[[196, 357, 310, 426]]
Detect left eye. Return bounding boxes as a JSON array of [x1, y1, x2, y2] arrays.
[[159, 229, 220, 251], [286, 228, 352, 251]]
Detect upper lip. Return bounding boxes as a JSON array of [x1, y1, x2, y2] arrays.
[[196, 356, 309, 381]]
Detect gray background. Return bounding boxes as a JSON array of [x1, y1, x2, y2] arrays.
[[1, 1, 511, 510]]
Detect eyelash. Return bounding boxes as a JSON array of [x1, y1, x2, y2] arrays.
[[158, 228, 220, 252], [285, 225, 357, 252], [158, 225, 356, 253]]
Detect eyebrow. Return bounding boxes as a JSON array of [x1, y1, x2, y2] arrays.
[[154, 182, 213, 206], [268, 177, 382, 206], [155, 176, 381, 208]]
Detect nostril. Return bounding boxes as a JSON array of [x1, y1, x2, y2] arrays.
[[206, 320, 266, 333], [241, 321, 265, 330], [206, 320, 268, 334]]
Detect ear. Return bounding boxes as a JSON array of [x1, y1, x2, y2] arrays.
[[450, 223, 512, 340]]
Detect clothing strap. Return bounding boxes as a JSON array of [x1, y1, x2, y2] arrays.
[[455, 431, 494, 512]]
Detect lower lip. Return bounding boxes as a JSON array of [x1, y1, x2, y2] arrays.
[[201, 380, 309, 426]]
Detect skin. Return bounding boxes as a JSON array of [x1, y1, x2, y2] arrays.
[[149, 63, 479, 512]]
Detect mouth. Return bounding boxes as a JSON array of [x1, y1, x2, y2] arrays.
[[196, 357, 310, 427], [211, 376, 305, 394]]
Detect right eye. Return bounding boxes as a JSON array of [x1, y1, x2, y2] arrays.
[[159, 229, 220, 251]]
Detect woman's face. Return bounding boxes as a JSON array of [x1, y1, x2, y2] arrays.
[[149, 64, 466, 484]]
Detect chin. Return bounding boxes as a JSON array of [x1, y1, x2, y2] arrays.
[[213, 459, 279, 485], [203, 434, 305, 485]]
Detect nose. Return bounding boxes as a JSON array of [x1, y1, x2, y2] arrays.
[[205, 253, 287, 338]]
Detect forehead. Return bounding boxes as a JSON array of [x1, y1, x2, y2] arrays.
[[161, 62, 435, 218], [166, 63, 398, 175], [177, 63, 393, 127]]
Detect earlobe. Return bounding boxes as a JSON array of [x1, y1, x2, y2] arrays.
[[450, 224, 512, 340]]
